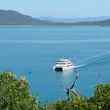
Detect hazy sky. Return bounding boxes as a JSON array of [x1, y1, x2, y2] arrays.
[[0, 0, 110, 17]]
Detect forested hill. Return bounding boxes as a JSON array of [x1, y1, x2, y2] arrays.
[[0, 10, 52, 25]]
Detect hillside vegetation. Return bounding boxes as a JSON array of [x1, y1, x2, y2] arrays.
[[0, 72, 110, 110]]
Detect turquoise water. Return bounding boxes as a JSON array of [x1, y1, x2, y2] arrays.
[[0, 26, 110, 102]]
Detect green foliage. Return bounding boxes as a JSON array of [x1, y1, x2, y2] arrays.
[[46, 99, 88, 110], [95, 84, 110, 101], [0, 72, 39, 110], [46, 84, 110, 110], [90, 84, 110, 110], [0, 72, 110, 110]]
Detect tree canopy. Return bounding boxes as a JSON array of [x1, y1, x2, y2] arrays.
[[0, 72, 110, 110], [0, 72, 39, 110]]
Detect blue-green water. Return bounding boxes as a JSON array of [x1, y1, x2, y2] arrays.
[[0, 26, 110, 102]]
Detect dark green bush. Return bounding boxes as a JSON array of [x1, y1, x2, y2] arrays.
[[0, 72, 39, 110], [0, 72, 110, 110]]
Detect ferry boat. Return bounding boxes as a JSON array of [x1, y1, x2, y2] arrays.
[[53, 58, 74, 72]]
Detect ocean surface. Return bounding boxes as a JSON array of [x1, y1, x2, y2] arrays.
[[0, 26, 110, 102]]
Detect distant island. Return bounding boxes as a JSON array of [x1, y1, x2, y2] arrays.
[[0, 9, 110, 26]]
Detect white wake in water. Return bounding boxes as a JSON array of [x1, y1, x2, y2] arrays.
[[74, 52, 110, 69]]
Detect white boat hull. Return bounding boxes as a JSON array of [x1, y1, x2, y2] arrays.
[[53, 65, 74, 72], [53, 58, 74, 72]]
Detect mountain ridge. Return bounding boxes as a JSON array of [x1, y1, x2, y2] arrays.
[[0, 9, 110, 25]]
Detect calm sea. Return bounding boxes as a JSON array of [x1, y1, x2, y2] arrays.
[[0, 26, 110, 102]]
